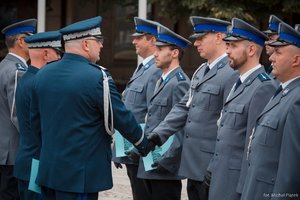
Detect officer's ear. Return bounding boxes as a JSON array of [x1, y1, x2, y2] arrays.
[[215, 32, 225, 45], [15, 35, 27, 49], [81, 39, 90, 52], [291, 47, 300, 68]]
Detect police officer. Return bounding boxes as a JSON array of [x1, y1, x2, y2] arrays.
[[14, 31, 62, 200], [136, 24, 190, 200], [31, 16, 151, 200], [112, 17, 162, 200], [0, 18, 37, 200], [242, 22, 300, 200], [263, 15, 284, 76], [147, 17, 238, 200], [207, 18, 276, 200]]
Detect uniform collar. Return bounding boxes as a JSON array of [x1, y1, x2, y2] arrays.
[[142, 55, 155, 66], [8, 52, 28, 67], [161, 66, 180, 81], [28, 65, 39, 74], [208, 53, 227, 70], [282, 75, 300, 89], [239, 64, 262, 83]]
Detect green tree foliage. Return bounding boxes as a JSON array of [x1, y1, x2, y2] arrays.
[[150, 0, 300, 24]]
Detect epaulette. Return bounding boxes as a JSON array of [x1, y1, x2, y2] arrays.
[[15, 63, 27, 71], [216, 59, 226, 69], [176, 71, 186, 81], [257, 72, 271, 82], [89, 63, 112, 79]]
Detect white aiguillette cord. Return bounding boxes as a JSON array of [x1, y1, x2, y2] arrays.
[[99, 65, 114, 135], [186, 62, 207, 107]]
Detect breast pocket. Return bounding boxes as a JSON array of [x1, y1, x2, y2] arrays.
[[127, 83, 144, 104], [224, 103, 245, 129], [197, 83, 221, 111], [152, 98, 168, 120], [257, 116, 279, 147]]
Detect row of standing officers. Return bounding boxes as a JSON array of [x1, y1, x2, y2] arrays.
[[0, 13, 299, 200]]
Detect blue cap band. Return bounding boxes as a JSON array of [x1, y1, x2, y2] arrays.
[[136, 25, 157, 36], [194, 24, 227, 33], [233, 28, 265, 46], [269, 22, 279, 32], [4, 26, 35, 36], [158, 34, 188, 48], [280, 33, 300, 48]]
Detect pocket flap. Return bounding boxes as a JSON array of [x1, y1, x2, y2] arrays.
[[129, 83, 144, 92], [260, 117, 279, 129], [200, 84, 220, 95], [227, 104, 244, 114], [153, 98, 168, 106]]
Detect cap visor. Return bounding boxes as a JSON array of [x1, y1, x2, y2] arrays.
[[223, 35, 244, 42], [131, 32, 146, 37], [154, 41, 170, 46], [189, 32, 206, 39], [269, 40, 290, 47], [263, 30, 277, 35]]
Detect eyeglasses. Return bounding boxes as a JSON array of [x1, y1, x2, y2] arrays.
[[85, 37, 104, 44]]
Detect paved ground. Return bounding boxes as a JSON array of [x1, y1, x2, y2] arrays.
[[99, 164, 188, 200]]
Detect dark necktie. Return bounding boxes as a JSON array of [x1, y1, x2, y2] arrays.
[[267, 64, 273, 75], [203, 64, 210, 77], [234, 78, 242, 91], [135, 63, 143, 74], [154, 77, 163, 92], [273, 85, 283, 98]]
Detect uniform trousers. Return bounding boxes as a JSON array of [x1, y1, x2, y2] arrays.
[[0, 165, 19, 200], [143, 179, 181, 200], [126, 164, 150, 200], [41, 187, 98, 200], [187, 179, 209, 200], [18, 179, 41, 200]]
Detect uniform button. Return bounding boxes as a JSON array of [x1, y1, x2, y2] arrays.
[[248, 163, 250, 166], [217, 138, 220, 141], [224, 109, 227, 112], [192, 104, 195, 107], [215, 153, 218, 156], [186, 135, 189, 138], [188, 120, 191, 123], [220, 123, 224, 127], [146, 125, 149, 128], [271, 178, 275, 183]]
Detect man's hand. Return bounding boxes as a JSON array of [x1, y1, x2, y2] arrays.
[[125, 150, 140, 162], [113, 162, 123, 169], [138, 133, 163, 157], [148, 132, 163, 146]]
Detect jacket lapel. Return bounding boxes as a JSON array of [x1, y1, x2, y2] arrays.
[[196, 56, 229, 88], [226, 67, 265, 104], [127, 58, 155, 85], [258, 77, 300, 117], [151, 67, 181, 101]]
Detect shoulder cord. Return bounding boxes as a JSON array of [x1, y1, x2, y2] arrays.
[[186, 62, 207, 107], [100, 67, 115, 135], [10, 70, 18, 123]]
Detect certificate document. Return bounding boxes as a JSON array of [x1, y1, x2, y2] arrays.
[[142, 135, 174, 171], [114, 124, 145, 157]]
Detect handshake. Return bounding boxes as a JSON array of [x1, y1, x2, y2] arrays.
[[125, 132, 163, 161]]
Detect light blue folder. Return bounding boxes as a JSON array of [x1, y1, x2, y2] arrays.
[[28, 158, 41, 194]]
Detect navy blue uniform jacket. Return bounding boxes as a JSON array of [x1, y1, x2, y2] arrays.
[[32, 53, 146, 193]]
